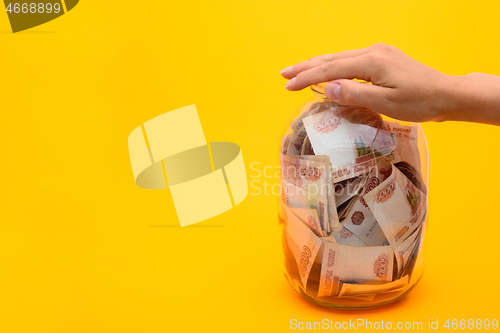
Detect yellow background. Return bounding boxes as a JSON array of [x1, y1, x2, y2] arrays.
[[0, 0, 499, 332]]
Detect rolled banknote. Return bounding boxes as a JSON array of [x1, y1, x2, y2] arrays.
[[398, 223, 425, 281], [324, 162, 340, 232], [337, 195, 358, 221], [363, 164, 426, 249], [394, 226, 422, 278], [298, 158, 340, 232], [317, 241, 394, 297], [395, 161, 427, 194], [284, 205, 323, 288], [301, 135, 314, 155], [334, 174, 367, 207], [287, 123, 307, 156]]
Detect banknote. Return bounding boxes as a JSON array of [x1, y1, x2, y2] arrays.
[[303, 108, 396, 168], [335, 107, 395, 158], [394, 226, 422, 278], [290, 109, 310, 133], [287, 124, 308, 156], [287, 102, 330, 156], [301, 135, 314, 155], [409, 248, 425, 285], [398, 222, 426, 281], [299, 157, 339, 232], [338, 275, 409, 298], [384, 149, 401, 164], [335, 224, 367, 247], [329, 152, 398, 184], [281, 133, 291, 155], [280, 178, 329, 236], [285, 211, 323, 288], [280, 154, 331, 188], [317, 241, 394, 297], [324, 161, 340, 232], [303, 109, 360, 167], [280, 155, 339, 232], [342, 158, 393, 246], [329, 158, 378, 183], [281, 154, 303, 187], [395, 161, 427, 195], [282, 202, 324, 238], [363, 165, 426, 249], [322, 233, 338, 244], [385, 121, 421, 175], [334, 174, 367, 207], [290, 101, 327, 132], [337, 195, 357, 221], [340, 293, 376, 301]]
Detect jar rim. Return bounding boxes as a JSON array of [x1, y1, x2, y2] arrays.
[[310, 83, 346, 106], [311, 80, 370, 96], [311, 83, 327, 95]]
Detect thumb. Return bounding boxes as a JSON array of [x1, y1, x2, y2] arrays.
[[324, 79, 389, 111]]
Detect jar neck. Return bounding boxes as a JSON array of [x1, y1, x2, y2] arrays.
[[311, 83, 345, 106], [311, 83, 327, 96]]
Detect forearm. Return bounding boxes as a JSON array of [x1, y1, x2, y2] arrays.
[[438, 73, 500, 125]]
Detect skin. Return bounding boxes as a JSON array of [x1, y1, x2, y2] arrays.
[[281, 43, 500, 126]]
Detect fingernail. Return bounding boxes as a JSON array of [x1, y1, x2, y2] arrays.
[[280, 66, 293, 74], [285, 78, 295, 90], [325, 82, 341, 99]]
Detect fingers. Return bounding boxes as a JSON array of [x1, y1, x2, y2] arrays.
[[325, 79, 393, 113], [280, 47, 372, 80], [285, 55, 377, 91]]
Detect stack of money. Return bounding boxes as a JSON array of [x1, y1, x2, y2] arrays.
[[279, 102, 427, 304]]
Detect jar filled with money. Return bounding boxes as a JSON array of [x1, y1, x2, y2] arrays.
[[279, 83, 428, 309]]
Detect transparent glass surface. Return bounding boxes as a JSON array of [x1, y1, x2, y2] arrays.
[[279, 83, 429, 310]]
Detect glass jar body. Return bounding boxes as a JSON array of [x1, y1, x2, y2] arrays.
[[279, 89, 428, 310]]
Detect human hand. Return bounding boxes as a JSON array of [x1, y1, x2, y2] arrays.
[[280, 44, 451, 123]]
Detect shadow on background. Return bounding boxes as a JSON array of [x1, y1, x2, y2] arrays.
[[149, 224, 225, 228], [0, 31, 56, 34]]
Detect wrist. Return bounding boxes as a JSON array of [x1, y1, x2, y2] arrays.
[[432, 74, 466, 122], [434, 73, 500, 125]]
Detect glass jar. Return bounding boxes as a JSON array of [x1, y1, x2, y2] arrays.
[[279, 83, 428, 310]]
